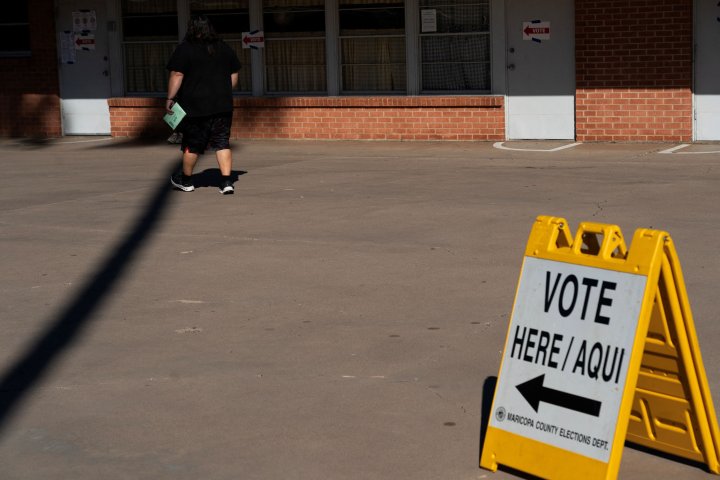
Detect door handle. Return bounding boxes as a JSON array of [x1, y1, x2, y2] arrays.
[[507, 64, 515, 71], [102, 70, 109, 77]]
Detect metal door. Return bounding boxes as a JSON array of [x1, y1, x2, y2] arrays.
[[695, 0, 720, 140], [56, 0, 112, 135], [505, 0, 574, 139]]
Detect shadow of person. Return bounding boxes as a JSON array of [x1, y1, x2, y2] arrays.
[[192, 168, 247, 189]]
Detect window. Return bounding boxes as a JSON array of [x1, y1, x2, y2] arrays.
[[419, 0, 490, 91], [264, 0, 327, 93], [0, 1, 30, 57], [190, 0, 252, 93], [122, 0, 178, 93], [116, 0, 494, 97], [340, 0, 406, 93], [191, 0, 248, 37]]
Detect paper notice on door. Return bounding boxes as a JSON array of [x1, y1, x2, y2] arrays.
[[421, 9, 437, 32], [72, 10, 98, 32], [60, 31, 77, 64]]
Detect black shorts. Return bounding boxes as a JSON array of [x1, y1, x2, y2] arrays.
[[179, 112, 232, 155]]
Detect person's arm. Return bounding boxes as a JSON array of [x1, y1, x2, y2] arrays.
[[166, 71, 184, 113], [231, 72, 239, 89]]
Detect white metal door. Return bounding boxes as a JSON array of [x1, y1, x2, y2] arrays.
[[695, 1, 720, 140], [505, 0, 574, 139], [56, 0, 112, 135]]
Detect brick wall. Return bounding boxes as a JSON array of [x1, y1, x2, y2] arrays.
[[575, 0, 693, 142], [0, 0, 61, 137], [109, 96, 505, 141], [4, 0, 696, 142]]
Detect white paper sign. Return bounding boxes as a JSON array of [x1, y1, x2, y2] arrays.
[[60, 31, 77, 64], [72, 10, 97, 32], [421, 9, 437, 33]]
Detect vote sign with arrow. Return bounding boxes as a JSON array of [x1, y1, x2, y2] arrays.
[[522, 20, 550, 41], [488, 256, 647, 463], [241, 30, 265, 49]]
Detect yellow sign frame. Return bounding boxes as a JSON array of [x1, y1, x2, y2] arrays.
[[480, 216, 720, 479]]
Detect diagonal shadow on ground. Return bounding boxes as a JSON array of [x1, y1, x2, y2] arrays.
[[0, 161, 179, 434]]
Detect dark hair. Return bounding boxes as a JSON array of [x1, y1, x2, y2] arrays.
[[185, 15, 219, 55]]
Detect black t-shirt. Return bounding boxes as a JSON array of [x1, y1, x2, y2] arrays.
[[166, 40, 241, 117]]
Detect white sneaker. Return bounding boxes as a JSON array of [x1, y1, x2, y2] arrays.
[[219, 179, 234, 195], [170, 172, 194, 192]]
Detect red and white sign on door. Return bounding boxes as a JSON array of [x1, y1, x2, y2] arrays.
[[523, 21, 550, 41], [242, 30, 265, 49], [74, 32, 96, 50]]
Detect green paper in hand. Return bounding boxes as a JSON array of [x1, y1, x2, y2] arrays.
[[163, 102, 186, 130]]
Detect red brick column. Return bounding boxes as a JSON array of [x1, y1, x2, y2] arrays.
[[0, 0, 61, 137], [575, 0, 693, 142]]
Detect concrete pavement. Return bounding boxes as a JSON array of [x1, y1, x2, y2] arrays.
[[0, 137, 719, 479]]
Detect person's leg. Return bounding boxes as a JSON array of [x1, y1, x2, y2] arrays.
[[182, 150, 200, 176], [207, 113, 235, 194], [215, 148, 232, 176], [171, 117, 208, 192], [170, 153, 196, 191], [170, 149, 198, 191], [216, 148, 234, 194]]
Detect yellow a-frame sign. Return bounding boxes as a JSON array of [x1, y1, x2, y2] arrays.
[[480, 216, 720, 479]]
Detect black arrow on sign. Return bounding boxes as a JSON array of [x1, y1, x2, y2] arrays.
[[516, 374, 601, 417]]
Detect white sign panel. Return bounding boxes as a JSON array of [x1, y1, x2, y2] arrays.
[[60, 31, 77, 64], [421, 9, 437, 33], [489, 256, 647, 462], [523, 21, 551, 41], [72, 10, 97, 32]]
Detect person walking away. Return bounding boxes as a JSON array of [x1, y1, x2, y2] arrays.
[[166, 15, 241, 195]]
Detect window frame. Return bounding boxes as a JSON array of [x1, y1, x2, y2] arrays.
[[117, 0, 494, 97], [0, 1, 31, 58], [338, 0, 407, 94], [418, 0, 492, 94], [263, 0, 328, 94], [120, 0, 179, 95]]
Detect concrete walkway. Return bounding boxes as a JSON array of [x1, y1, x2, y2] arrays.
[[0, 137, 719, 479]]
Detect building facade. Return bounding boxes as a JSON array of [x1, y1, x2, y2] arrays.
[[1, 0, 718, 142]]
